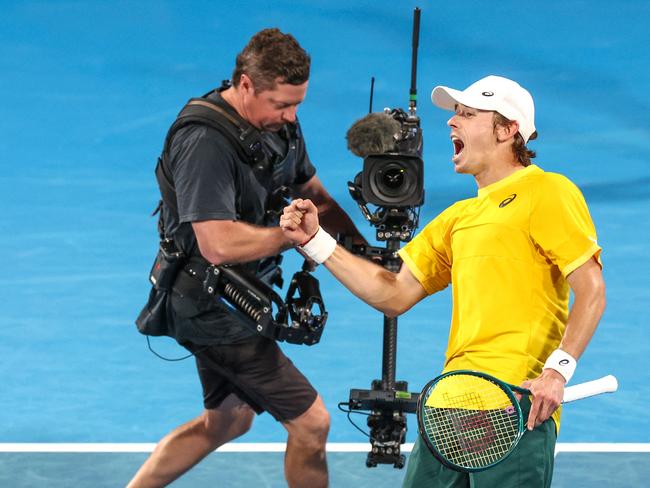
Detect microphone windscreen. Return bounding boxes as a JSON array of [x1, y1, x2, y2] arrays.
[[346, 112, 400, 158]]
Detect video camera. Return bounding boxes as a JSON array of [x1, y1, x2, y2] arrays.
[[338, 7, 423, 469], [347, 111, 424, 243], [345, 14, 424, 245], [352, 108, 424, 207]]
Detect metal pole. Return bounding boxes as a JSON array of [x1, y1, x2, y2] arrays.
[[381, 238, 402, 390]]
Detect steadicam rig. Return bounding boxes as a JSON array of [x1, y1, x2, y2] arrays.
[[203, 262, 327, 346], [339, 7, 423, 470]]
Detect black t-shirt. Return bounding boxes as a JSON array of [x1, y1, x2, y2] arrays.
[[160, 91, 316, 345]]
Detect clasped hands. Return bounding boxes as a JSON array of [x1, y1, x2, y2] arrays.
[[280, 198, 320, 246]]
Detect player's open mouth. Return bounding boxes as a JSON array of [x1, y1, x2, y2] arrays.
[[451, 136, 464, 161]]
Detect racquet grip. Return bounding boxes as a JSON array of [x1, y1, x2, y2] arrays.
[[562, 375, 618, 403]]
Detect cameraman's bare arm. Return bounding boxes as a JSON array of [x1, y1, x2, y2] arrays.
[[192, 220, 292, 265]]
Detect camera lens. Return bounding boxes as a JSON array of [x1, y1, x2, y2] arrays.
[[361, 154, 424, 207], [375, 162, 413, 199], [382, 167, 405, 189]]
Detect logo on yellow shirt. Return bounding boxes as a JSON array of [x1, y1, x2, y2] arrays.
[[499, 194, 517, 208]]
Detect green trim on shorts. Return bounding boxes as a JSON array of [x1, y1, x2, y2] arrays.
[[402, 396, 557, 488]]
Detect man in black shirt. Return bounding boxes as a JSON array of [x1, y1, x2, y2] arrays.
[[128, 29, 364, 488]]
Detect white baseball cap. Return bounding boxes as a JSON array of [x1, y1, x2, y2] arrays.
[[431, 75, 536, 143]]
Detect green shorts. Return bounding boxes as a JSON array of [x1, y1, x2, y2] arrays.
[[402, 396, 557, 488]]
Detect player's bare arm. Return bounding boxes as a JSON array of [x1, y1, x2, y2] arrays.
[[559, 257, 606, 359], [280, 198, 427, 317], [523, 257, 606, 429]]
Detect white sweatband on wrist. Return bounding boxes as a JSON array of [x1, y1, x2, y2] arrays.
[[543, 349, 577, 383], [298, 227, 337, 264]]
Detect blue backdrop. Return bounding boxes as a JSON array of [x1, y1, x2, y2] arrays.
[[1, 0, 648, 448]]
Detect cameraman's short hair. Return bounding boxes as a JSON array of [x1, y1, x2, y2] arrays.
[[493, 113, 538, 167], [232, 28, 311, 92]]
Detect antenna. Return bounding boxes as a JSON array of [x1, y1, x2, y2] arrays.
[[369, 76, 375, 113], [409, 7, 421, 116]]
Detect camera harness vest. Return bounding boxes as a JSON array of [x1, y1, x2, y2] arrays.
[[155, 82, 300, 232], [144, 83, 328, 346]]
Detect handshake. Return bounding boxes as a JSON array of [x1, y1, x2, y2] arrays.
[[280, 199, 338, 265]]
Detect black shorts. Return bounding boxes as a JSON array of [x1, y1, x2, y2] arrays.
[[185, 335, 318, 422]]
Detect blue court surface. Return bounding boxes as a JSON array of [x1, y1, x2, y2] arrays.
[[1, 0, 649, 486]]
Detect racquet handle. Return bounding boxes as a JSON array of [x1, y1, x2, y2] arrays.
[[563, 375, 618, 403]]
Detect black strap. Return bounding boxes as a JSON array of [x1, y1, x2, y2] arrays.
[[154, 92, 269, 234], [155, 157, 177, 217], [165, 94, 268, 169], [165, 99, 267, 167]]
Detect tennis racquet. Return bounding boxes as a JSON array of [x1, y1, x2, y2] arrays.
[[416, 370, 618, 472]]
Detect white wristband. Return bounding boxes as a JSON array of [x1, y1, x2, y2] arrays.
[[298, 227, 337, 264], [543, 349, 577, 383]]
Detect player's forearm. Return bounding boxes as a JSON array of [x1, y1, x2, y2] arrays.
[[323, 245, 406, 317], [195, 221, 292, 265], [281, 197, 418, 315], [559, 284, 606, 360]]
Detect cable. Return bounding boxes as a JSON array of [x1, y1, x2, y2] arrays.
[[339, 402, 408, 447], [338, 402, 372, 439], [146, 335, 207, 361]]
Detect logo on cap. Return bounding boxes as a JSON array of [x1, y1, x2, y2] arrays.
[[482, 91, 494, 97]]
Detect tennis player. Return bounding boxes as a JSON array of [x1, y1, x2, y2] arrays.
[[280, 75, 606, 487]]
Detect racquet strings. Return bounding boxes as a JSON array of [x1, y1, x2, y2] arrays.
[[421, 374, 522, 470]]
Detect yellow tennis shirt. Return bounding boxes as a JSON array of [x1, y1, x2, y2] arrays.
[[398, 165, 602, 430]]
